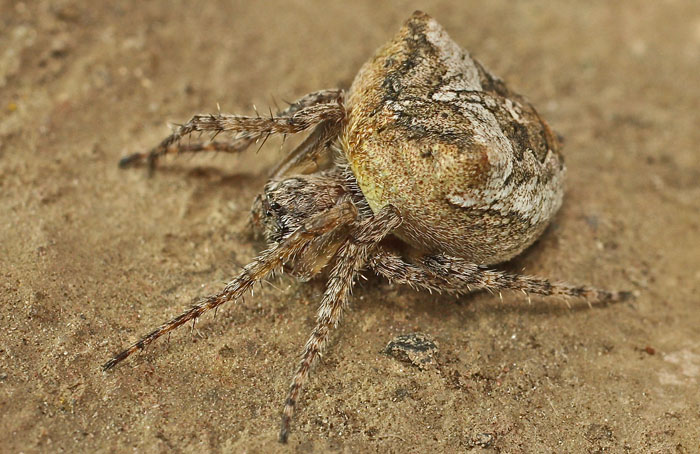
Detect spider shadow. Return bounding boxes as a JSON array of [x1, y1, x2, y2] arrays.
[[120, 161, 273, 242]]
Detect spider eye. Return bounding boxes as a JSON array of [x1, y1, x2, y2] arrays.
[[262, 193, 282, 218]]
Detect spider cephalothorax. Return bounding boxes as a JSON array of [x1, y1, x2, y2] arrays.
[[105, 11, 630, 443], [251, 167, 371, 281]]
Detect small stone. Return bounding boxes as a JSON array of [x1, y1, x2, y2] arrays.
[[382, 332, 438, 369], [472, 432, 495, 448]]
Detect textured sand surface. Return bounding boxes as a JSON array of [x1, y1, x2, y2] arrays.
[[2, 1, 699, 452]]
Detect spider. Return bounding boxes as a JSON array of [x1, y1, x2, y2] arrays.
[[104, 11, 630, 443]]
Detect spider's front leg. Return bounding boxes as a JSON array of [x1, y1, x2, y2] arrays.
[[279, 205, 402, 443], [369, 247, 633, 305], [118, 89, 344, 172], [102, 198, 358, 371]]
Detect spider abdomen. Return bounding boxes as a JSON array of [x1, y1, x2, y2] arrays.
[[342, 11, 565, 265]]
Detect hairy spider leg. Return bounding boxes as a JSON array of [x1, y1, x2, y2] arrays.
[[118, 89, 344, 172], [279, 205, 402, 443], [268, 120, 341, 179], [102, 199, 358, 371], [370, 247, 633, 304]]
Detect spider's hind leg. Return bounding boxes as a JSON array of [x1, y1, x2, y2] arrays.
[[369, 247, 633, 304]]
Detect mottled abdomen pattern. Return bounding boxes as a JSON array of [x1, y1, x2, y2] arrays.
[[342, 11, 565, 265]]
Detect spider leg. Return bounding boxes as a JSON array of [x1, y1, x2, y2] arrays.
[[102, 198, 358, 372], [268, 120, 340, 179], [369, 247, 633, 303], [279, 205, 402, 443], [118, 89, 344, 171], [117, 137, 258, 170]]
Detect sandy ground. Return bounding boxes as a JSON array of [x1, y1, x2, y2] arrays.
[[2, 1, 700, 453]]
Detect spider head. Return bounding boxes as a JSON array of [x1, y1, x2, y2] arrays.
[[250, 174, 351, 281], [251, 175, 346, 246], [250, 183, 295, 246]]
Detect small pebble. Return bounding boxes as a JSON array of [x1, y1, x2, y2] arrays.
[[472, 432, 495, 448], [382, 332, 438, 369]]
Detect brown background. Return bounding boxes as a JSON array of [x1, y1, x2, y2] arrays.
[[1, 1, 699, 452]]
